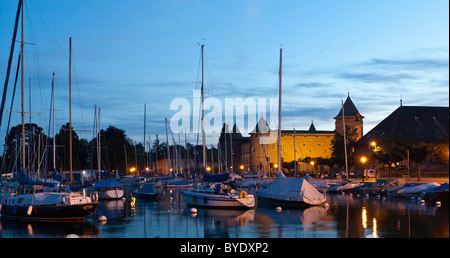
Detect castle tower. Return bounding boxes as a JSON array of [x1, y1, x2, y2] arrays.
[[334, 95, 364, 140]]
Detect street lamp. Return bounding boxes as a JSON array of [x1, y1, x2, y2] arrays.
[[361, 156, 367, 181]]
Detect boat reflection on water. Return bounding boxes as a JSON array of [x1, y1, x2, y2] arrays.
[[183, 208, 256, 238], [0, 219, 98, 238]]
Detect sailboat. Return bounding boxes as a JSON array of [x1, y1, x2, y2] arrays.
[[180, 45, 255, 209], [256, 49, 326, 208], [0, 3, 98, 221]]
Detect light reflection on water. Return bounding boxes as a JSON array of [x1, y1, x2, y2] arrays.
[[1, 188, 448, 238]]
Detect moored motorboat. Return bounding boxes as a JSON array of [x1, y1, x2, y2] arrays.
[[134, 183, 158, 199], [181, 172, 255, 210], [91, 178, 124, 200]]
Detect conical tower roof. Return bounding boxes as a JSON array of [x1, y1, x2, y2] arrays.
[[250, 116, 272, 134], [334, 95, 364, 118]]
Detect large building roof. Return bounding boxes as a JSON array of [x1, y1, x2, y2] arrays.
[[357, 105, 449, 145]]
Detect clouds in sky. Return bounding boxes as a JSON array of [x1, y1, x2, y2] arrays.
[[0, 0, 448, 147]]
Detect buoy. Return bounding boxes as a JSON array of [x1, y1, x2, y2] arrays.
[[122, 197, 126, 201], [98, 215, 107, 222], [417, 197, 422, 202], [420, 199, 425, 204], [66, 234, 79, 238], [435, 201, 442, 206], [376, 195, 381, 199], [27, 205, 33, 215], [276, 206, 282, 212], [365, 194, 370, 197], [356, 194, 360, 197], [239, 191, 248, 199], [323, 203, 329, 208], [411, 196, 416, 200], [190, 208, 197, 213]]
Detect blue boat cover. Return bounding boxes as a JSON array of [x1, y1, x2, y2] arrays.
[[137, 183, 156, 194], [52, 168, 67, 183], [202, 172, 229, 182], [18, 169, 55, 187], [92, 178, 122, 189]]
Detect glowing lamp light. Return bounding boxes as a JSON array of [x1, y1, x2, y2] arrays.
[[274, 164, 278, 168], [129, 167, 136, 173], [361, 157, 367, 163], [240, 165, 244, 170], [206, 166, 211, 172]]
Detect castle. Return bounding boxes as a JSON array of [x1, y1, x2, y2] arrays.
[[236, 95, 364, 173]]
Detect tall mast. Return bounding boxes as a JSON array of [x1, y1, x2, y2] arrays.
[[165, 118, 171, 175], [69, 37, 73, 184], [52, 72, 56, 169], [21, 0, 25, 169], [144, 104, 147, 168], [277, 48, 282, 174], [201, 45, 206, 170], [342, 99, 348, 180]]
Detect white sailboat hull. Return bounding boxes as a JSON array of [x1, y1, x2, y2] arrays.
[[181, 190, 255, 209]]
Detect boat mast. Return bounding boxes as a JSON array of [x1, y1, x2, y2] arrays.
[[201, 44, 206, 170], [69, 37, 73, 184], [165, 118, 171, 175], [21, 0, 25, 170], [342, 99, 348, 180], [52, 72, 56, 169], [277, 48, 282, 174]]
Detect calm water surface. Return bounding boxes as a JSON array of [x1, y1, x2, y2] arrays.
[[1, 187, 448, 238]]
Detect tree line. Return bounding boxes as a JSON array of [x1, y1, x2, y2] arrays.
[[0, 122, 197, 176]]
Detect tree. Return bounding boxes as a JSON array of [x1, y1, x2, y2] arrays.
[[409, 141, 432, 181], [90, 125, 133, 174], [2, 123, 47, 173], [331, 126, 359, 170], [55, 123, 89, 171]]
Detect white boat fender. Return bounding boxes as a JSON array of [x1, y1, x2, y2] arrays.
[[27, 205, 33, 215], [240, 191, 247, 199]]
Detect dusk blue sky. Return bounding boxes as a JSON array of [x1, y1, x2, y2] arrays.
[[0, 0, 448, 149]]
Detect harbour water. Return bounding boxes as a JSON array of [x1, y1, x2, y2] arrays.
[[1, 187, 448, 238]]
